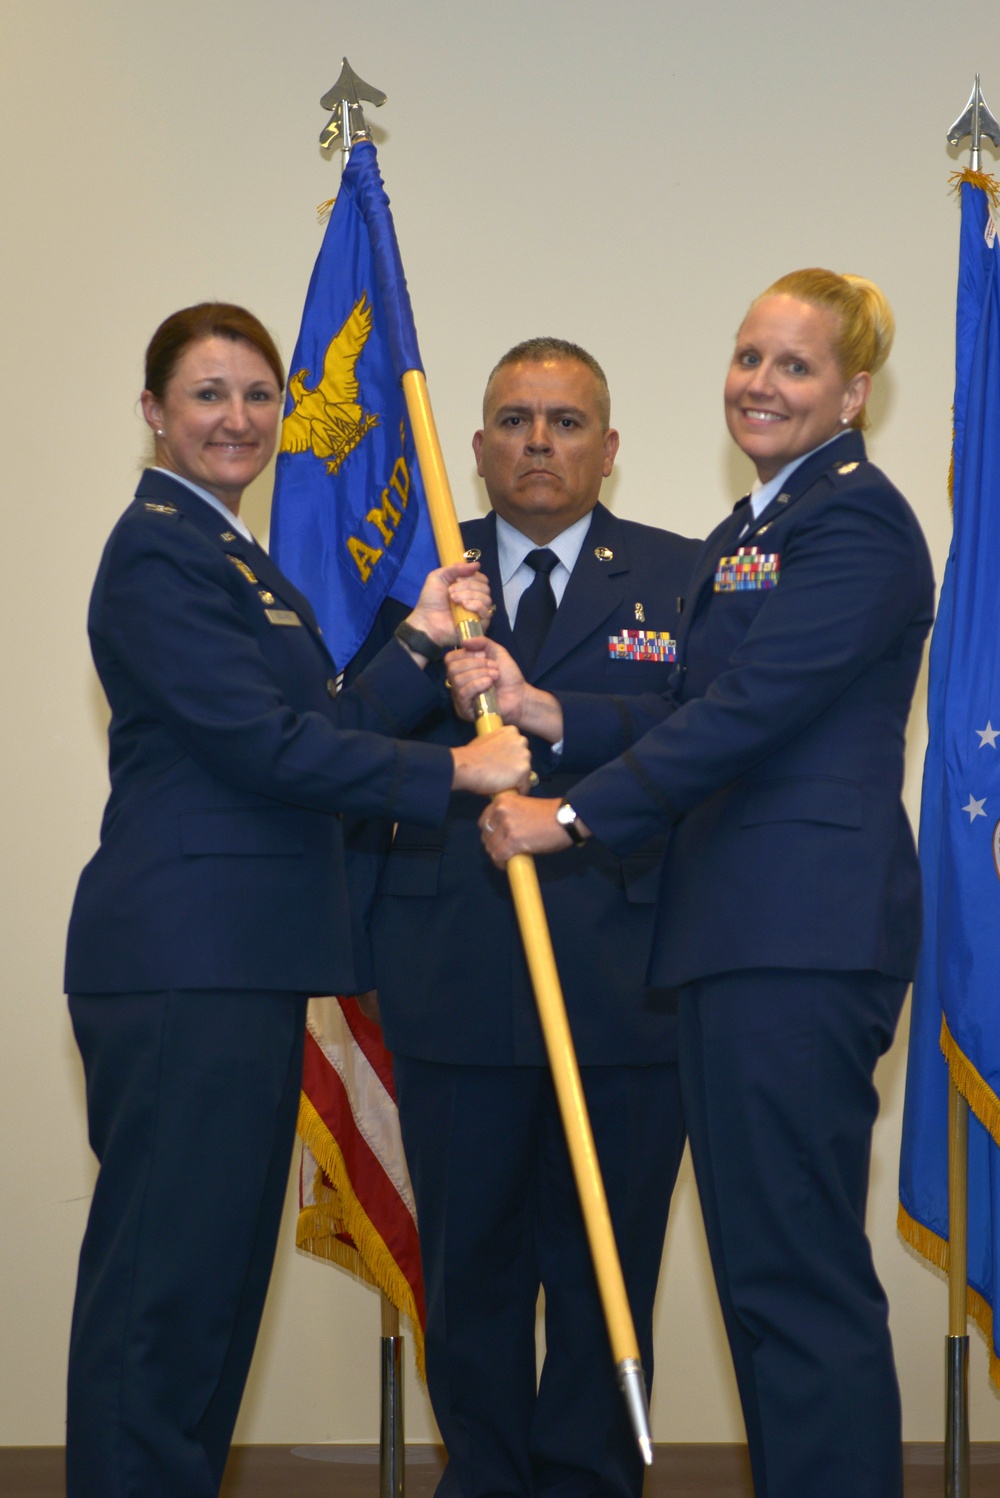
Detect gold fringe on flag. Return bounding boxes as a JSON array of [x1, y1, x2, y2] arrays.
[[949, 167, 1000, 205], [941, 1016, 1000, 1146], [898, 1010, 1000, 1386], [897, 1202, 1000, 1386], [296, 1092, 426, 1380]]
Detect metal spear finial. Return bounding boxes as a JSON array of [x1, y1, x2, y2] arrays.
[[947, 74, 1000, 172], [319, 57, 386, 165]]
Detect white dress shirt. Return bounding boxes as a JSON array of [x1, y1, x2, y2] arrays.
[[495, 509, 594, 628]]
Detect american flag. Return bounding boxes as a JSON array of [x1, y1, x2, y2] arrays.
[[297, 995, 426, 1376]]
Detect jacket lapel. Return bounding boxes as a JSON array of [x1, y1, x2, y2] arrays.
[[683, 498, 752, 617], [462, 513, 515, 645], [135, 470, 336, 667], [531, 504, 632, 681], [739, 429, 866, 545], [681, 429, 868, 626]]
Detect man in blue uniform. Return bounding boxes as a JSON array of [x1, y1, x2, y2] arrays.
[[351, 340, 699, 1498]]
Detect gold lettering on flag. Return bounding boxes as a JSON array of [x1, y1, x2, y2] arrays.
[[346, 430, 414, 584]]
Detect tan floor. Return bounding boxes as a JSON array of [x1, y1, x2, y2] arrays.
[[2, 1444, 999, 1496]]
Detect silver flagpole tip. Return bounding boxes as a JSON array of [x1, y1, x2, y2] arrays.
[[947, 73, 1000, 171], [617, 1358, 654, 1465], [318, 57, 386, 152]]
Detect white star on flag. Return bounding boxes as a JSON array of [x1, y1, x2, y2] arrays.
[[977, 722, 999, 748], [963, 794, 987, 822]]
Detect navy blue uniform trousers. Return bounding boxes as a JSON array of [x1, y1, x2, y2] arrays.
[[393, 1058, 685, 1498], [66, 990, 307, 1498], [678, 969, 906, 1498]]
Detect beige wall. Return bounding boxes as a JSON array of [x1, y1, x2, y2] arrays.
[[3, 0, 999, 1447]]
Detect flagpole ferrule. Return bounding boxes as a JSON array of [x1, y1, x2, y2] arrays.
[[617, 1358, 653, 1466]]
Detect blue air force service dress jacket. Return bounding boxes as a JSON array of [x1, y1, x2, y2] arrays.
[[65, 469, 454, 998], [558, 432, 935, 987], [348, 504, 701, 1065]]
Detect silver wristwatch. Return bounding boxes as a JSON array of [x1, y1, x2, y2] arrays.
[[556, 799, 587, 846]]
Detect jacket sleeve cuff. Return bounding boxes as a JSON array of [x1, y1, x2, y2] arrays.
[[570, 750, 683, 854], [388, 741, 455, 828], [351, 638, 446, 735]]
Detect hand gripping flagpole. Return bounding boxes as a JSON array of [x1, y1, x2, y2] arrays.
[[324, 63, 654, 1467], [940, 74, 1000, 1498]]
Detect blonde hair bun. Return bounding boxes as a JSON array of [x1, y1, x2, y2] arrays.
[[839, 273, 895, 375]]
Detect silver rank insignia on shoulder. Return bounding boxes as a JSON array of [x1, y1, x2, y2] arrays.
[[264, 608, 301, 627], [258, 590, 275, 605], [634, 601, 645, 622], [594, 546, 613, 561], [837, 462, 859, 475], [463, 548, 482, 562], [225, 555, 258, 584], [144, 502, 177, 514], [220, 531, 236, 542]]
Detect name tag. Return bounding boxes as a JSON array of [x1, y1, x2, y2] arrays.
[[608, 629, 676, 662], [714, 546, 780, 592], [264, 608, 302, 627]]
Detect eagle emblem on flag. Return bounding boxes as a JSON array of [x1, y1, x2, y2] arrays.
[[280, 292, 380, 474]]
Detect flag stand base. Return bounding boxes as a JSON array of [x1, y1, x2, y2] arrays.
[[380, 1293, 404, 1498], [945, 1334, 969, 1498], [380, 1332, 404, 1498]]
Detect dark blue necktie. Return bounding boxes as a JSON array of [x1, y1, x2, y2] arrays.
[[513, 548, 559, 673]]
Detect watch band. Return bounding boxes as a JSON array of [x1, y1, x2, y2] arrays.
[[394, 618, 449, 663]]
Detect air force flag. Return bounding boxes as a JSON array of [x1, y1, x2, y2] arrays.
[[270, 141, 438, 669], [899, 176, 1000, 1385]]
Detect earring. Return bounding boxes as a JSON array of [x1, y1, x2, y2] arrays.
[[156, 429, 164, 437], [840, 417, 849, 426]]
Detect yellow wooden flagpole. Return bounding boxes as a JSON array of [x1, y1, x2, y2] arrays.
[[402, 369, 654, 1464]]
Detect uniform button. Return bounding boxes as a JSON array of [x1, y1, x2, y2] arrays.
[[326, 678, 338, 698]]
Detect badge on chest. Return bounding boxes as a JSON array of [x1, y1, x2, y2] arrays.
[[714, 546, 780, 592], [607, 629, 677, 662]]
